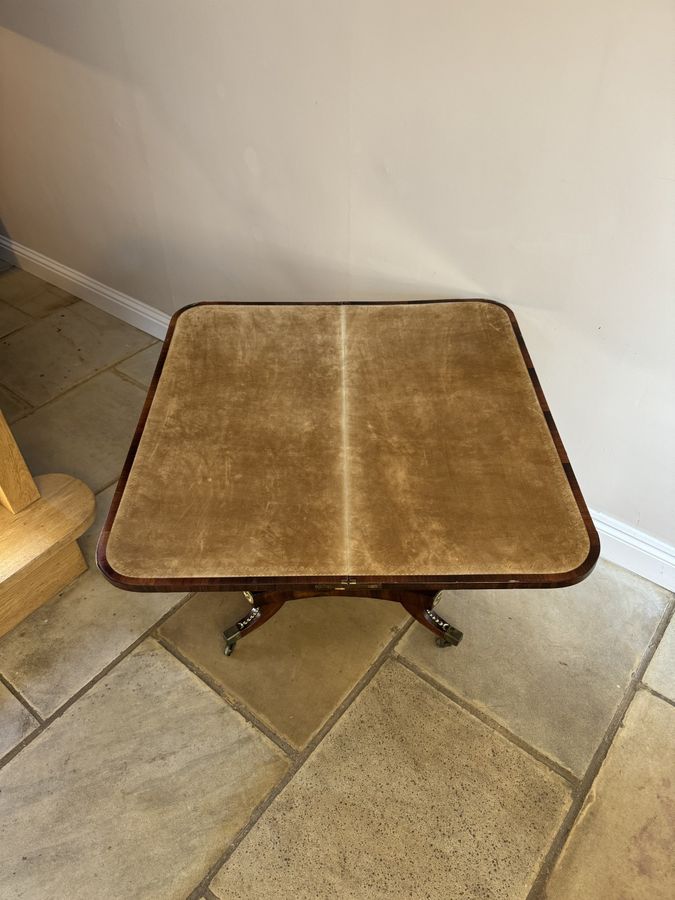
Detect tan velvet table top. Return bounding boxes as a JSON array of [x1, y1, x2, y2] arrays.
[[97, 300, 598, 591]]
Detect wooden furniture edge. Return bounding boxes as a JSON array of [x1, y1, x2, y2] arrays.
[[96, 298, 599, 593], [0, 409, 40, 514], [0, 543, 87, 640], [0, 473, 95, 639]]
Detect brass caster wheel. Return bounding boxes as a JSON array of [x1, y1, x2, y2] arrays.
[[434, 625, 463, 648]]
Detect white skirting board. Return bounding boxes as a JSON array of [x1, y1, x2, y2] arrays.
[[0, 236, 170, 340], [588, 510, 675, 592], [2, 237, 674, 592]]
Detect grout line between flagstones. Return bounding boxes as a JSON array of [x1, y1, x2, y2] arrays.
[[0, 272, 51, 310], [0, 315, 35, 341], [1, 319, 155, 418], [111, 365, 157, 391], [155, 633, 299, 760], [639, 682, 675, 709], [0, 592, 195, 770], [525, 594, 675, 899], [393, 653, 580, 786], [182, 615, 418, 900], [0, 671, 44, 725], [0, 379, 33, 415]]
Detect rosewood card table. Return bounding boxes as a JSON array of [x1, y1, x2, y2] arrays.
[[97, 300, 599, 655]]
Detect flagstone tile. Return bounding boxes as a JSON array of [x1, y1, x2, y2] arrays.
[[0, 300, 30, 338], [644, 615, 675, 701], [0, 684, 38, 760], [396, 560, 670, 776], [0, 486, 186, 718], [0, 385, 31, 423], [115, 342, 161, 387], [0, 301, 153, 406], [158, 592, 409, 749], [11, 286, 78, 318], [0, 640, 289, 900], [0, 267, 44, 305], [546, 690, 675, 899], [212, 659, 571, 899], [10, 370, 144, 491]]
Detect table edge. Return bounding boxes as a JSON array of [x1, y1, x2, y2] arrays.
[[96, 298, 600, 592]]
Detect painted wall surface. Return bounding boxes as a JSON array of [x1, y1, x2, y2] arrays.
[[1, 1, 673, 544]]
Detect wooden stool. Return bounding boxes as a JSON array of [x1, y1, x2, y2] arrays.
[[0, 411, 95, 638]]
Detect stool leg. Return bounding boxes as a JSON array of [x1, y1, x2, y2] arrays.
[[223, 593, 285, 655]]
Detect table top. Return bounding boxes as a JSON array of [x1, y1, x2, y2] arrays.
[[97, 300, 598, 592]]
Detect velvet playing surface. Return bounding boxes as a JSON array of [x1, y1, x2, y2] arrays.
[[101, 301, 595, 585]]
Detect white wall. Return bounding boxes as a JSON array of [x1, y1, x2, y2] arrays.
[[1, 1, 673, 551]]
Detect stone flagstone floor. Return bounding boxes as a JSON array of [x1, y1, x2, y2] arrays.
[[0, 262, 674, 899]]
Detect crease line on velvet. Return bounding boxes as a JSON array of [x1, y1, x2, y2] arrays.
[[340, 304, 351, 576]]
